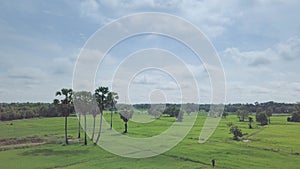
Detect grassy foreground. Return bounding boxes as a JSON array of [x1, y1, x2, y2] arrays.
[[0, 113, 299, 169]]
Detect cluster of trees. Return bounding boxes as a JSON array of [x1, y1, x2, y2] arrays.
[[0, 103, 61, 121], [234, 103, 300, 126], [147, 103, 199, 121], [235, 109, 271, 126], [228, 103, 300, 141], [54, 87, 120, 145]]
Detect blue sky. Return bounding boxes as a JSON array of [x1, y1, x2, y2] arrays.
[[0, 0, 300, 103]]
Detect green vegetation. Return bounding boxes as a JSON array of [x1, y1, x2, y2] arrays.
[[229, 125, 243, 140], [256, 111, 269, 126], [288, 103, 300, 122], [54, 88, 73, 145], [0, 113, 300, 169]]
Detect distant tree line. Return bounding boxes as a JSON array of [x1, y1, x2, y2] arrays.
[[0, 101, 297, 121], [225, 101, 295, 114], [0, 103, 61, 121]]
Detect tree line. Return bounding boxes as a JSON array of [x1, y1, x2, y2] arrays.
[[0, 101, 298, 121], [0, 102, 60, 121]]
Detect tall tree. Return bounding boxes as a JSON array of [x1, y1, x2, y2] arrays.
[[74, 91, 93, 145], [107, 92, 119, 130], [90, 95, 99, 141], [55, 88, 73, 145], [94, 87, 109, 145]]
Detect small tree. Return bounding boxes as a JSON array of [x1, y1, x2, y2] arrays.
[[290, 112, 300, 122], [288, 103, 300, 122], [182, 103, 198, 116], [163, 105, 180, 117], [266, 107, 273, 124], [119, 105, 134, 133], [222, 112, 228, 118], [107, 92, 119, 129], [237, 109, 248, 122], [148, 105, 163, 119], [230, 125, 243, 140], [227, 122, 233, 127], [248, 117, 253, 129], [176, 109, 184, 122], [256, 111, 268, 126]]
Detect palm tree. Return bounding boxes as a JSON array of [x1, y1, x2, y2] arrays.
[[55, 88, 73, 145], [90, 95, 98, 142], [107, 92, 119, 129], [94, 87, 109, 145], [74, 91, 93, 145]]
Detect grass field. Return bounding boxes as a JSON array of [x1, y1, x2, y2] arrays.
[[0, 112, 299, 169]]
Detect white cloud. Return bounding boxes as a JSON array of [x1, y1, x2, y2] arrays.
[[223, 36, 300, 67], [276, 36, 300, 60], [80, 0, 101, 21], [223, 47, 274, 67]]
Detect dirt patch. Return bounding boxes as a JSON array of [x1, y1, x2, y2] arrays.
[[0, 137, 46, 151], [0, 142, 46, 151], [0, 137, 44, 146], [68, 138, 81, 143], [242, 139, 252, 142]]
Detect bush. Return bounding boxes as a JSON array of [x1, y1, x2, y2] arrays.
[[230, 125, 243, 140], [256, 112, 268, 126], [290, 112, 300, 122], [227, 122, 233, 127]]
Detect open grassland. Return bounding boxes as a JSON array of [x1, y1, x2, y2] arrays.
[[0, 113, 299, 169]]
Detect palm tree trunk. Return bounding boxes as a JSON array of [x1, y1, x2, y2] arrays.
[[110, 110, 113, 129], [91, 115, 96, 141], [94, 112, 103, 145], [78, 113, 81, 138], [84, 114, 87, 145], [65, 115, 69, 145]]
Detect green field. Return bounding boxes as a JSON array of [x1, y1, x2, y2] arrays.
[[0, 113, 299, 169]]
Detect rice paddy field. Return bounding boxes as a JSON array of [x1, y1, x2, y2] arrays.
[[0, 112, 299, 169]]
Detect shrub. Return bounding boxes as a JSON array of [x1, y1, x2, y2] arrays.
[[230, 125, 243, 140]]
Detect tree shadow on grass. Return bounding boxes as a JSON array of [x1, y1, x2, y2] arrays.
[[20, 148, 89, 156]]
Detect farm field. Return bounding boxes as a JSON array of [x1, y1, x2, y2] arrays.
[[0, 113, 299, 169]]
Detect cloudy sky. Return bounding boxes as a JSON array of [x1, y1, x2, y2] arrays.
[[0, 0, 299, 103]]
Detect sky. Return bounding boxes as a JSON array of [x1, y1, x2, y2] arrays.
[[0, 0, 299, 104]]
